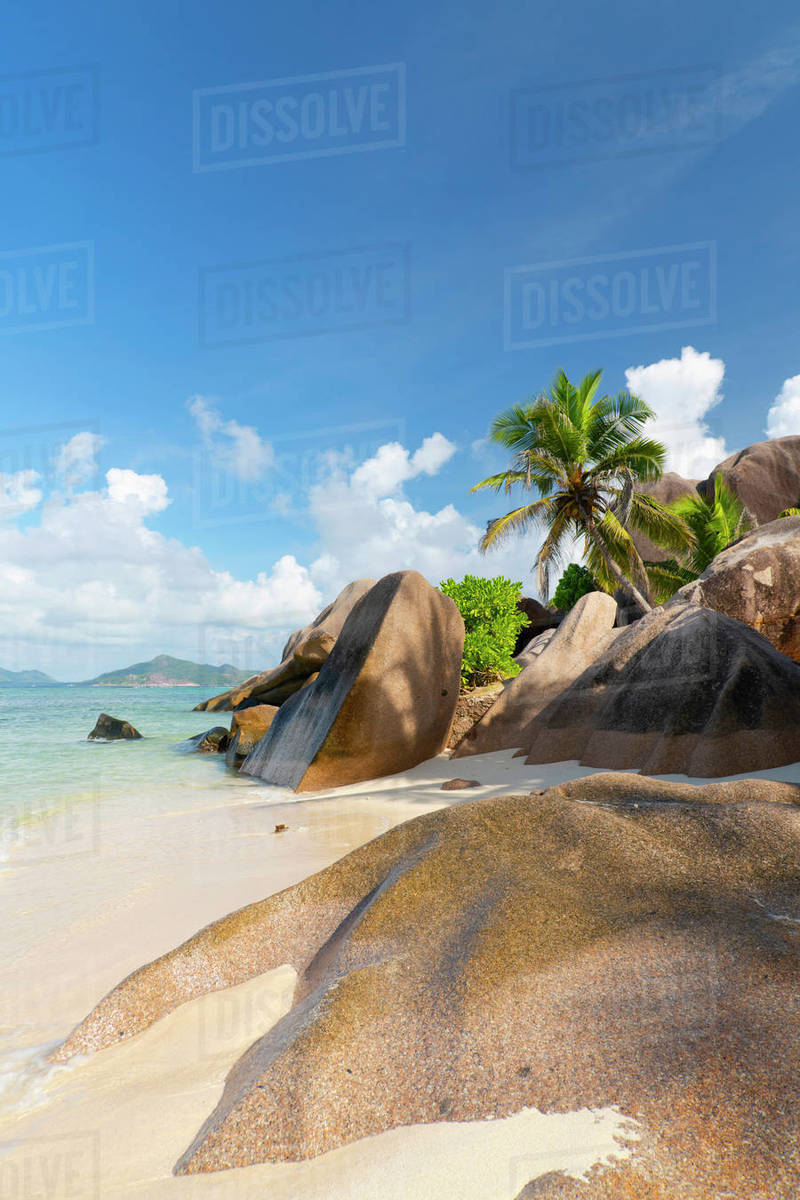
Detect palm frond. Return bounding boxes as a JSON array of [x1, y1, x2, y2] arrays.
[[479, 497, 556, 552]]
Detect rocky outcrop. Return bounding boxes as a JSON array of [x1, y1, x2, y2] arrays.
[[522, 601, 800, 776], [194, 580, 376, 714], [514, 597, 562, 655], [709, 435, 800, 524], [453, 591, 619, 758], [87, 713, 142, 740], [188, 726, 228, 753], [224, 704, 278, 768], [55, 773, 800, 1197], [446, 682, 504, 749], [241, 571, 464, 791], [672, 516, 800, 662]]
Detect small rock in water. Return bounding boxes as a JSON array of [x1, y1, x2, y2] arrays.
[[188, 726, 228, 753], [274, 823, 288, 834], [441, 778, 481, 791], [88, 713, 142, 741]]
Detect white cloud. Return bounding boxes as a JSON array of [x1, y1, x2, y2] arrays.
[[0, 470, 42, 519], [766, 374, 800, 439], [348, 433, 456, 501], [307, 434, 531, 595], [106, 468, 170, 514], [0, 470, 321, 678], [624, 346, 728, 479], [53, 431, 105, 486], [188, 396, 274, 483]]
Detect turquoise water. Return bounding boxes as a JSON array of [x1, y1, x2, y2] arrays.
[[0, 686, 253, 857]]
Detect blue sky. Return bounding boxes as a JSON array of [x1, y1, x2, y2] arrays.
[[1, 0, 799, 677]]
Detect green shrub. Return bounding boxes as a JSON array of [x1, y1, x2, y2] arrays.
[[779, 507, 800, 518], [439, 574, 529, 689], [551, 563, 600, 611]]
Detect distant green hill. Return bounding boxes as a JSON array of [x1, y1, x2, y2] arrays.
[[85, 654, 255, 688], [0, 667, 60, 686]]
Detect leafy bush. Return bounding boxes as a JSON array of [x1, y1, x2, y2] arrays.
[[551, 563, 600, 611], [439, 574, 529, 689], [779, 507, 800, 518]]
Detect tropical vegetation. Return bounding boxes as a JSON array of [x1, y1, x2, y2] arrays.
[[471, 369, 689, 611], [645, 476, 754, 601], [551, 563, 600, 612], [439, 574, 529, 688]]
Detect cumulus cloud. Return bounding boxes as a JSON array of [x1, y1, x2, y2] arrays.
[[306, 434, 529, 595], [52, 431, 105, 486], [188, 396, 274, 482], [765, 374, 800, 439], [624, 346, 728, 479], [348, 433, 456, 501], [0, 462, 321, 677], [0, 470, 42, 518]]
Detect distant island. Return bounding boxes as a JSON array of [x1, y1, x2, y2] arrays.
[[84, 654, 255, 688], [0, 666, 60, 686]]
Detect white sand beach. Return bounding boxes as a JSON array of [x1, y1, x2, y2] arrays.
[[2, 747, 800, 1198]]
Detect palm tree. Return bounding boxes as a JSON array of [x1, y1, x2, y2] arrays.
[[471, 368, 689, 612], [646, 476, 755, 600]]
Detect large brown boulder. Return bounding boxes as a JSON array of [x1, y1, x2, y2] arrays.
[[194, 579, 376, 714], [708, 435, 800, 524], [453, 591, 619, 758], [224, 704, 279, 767], [241, 571, 464, 792], [514, 596, 563, 654], [672, 516, 800, 662], [54, 773, 800, 1197], [521, 601, 800, 776]]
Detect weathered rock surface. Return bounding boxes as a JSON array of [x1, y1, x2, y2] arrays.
[[514, 596, 563, 655], [522, 601, 800, 776], [514, 626, 557, 668], [454, 591, 619, 758], [194, 580, 376, 714], [188, 726, 228, 753], [445, 681, 504, 749], [241, 571, 464, 791], [672, 516, 800, 662], [87, 713, 142, 740], [709, 435, 800, 524], [281, 578, 377, 660], [225, 705, 278, 768], [55, 773, 800, 1197]]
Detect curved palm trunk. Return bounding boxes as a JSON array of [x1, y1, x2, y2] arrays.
[[583, 513, 652, 614]]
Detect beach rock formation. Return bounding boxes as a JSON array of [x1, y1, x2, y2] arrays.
[[194, 579, 376, 714], [709, 435, 800, 524], [453, 591, 619, 758], [446, 681, 504, 749], [225, 704, 278, 768], [522, 601, 800, 776], [87, 713, 142, 740], [514, 596, 562, 655], [55, 773, 800, 1197], [672, 515, 800, 662], [241, 571, 464, 791], [188, 726, 228, 753]]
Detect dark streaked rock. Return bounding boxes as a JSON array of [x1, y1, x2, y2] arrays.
[[87, 713, 142, 741]]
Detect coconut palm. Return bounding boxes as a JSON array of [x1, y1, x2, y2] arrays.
[[472, 368, 689, 612], [646, 476, 755, 600]]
